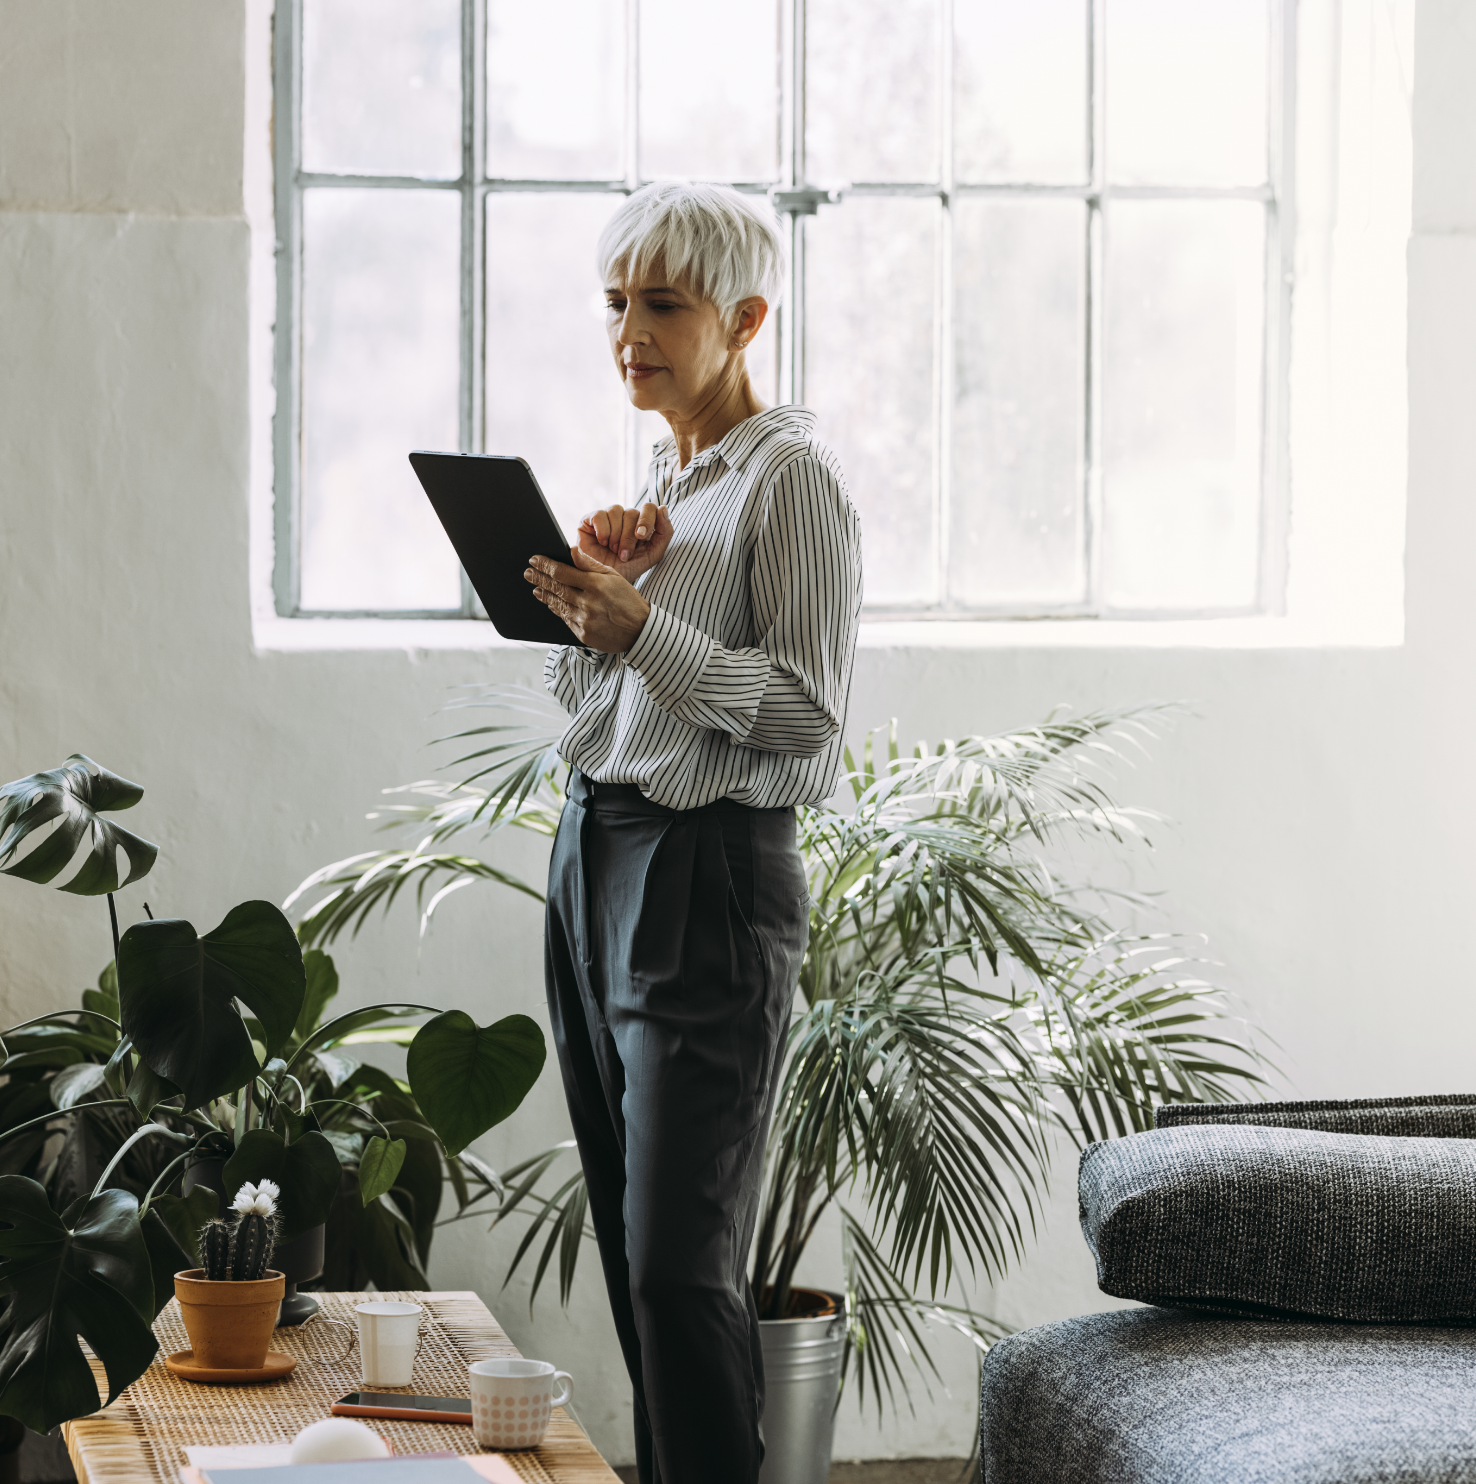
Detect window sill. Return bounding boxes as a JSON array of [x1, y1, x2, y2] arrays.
[[251, 611, 1403, 655]]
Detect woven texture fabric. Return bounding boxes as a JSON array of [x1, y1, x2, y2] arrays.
[[1156, 1092, 1476, 1139], [1079, 1125, 1476, 1321], [978, 1308, 1476, 1484]]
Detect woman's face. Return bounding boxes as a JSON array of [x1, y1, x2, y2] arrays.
[[604, 264, 766, 418]]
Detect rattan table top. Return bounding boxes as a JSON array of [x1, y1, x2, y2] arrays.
[[62, 1291, 617, 1484]]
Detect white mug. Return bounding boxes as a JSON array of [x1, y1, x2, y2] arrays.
[[469, 1359, 573, 1451], [354, 1301, 424, 1387]]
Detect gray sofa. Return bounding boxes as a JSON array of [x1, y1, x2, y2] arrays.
[[978, 1095, 1476, 1484]]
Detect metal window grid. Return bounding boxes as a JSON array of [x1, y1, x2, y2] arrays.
[[273, 0, 1294, 621]]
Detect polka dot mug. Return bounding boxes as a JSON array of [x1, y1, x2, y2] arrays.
[[469, 1358, 574, 1451]]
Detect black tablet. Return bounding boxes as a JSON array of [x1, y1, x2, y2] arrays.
[[409, 450, 577, 643]]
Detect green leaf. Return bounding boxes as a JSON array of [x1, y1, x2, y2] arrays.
[[222, 1128, 342, 1242], [48, 1064, 108, 1110], [0, 757, 157, 896], [295, 950, 339, 1041], [406, 1011, 546, 1157], [118, 900, 307, 1105], [0, 1178, 158, 1432], [285, 1004, 439, 1075], [148, 1186, 218, 1267], [383, 1130, 441, 1265], [83, 963, 119, 1023], [139, 1209, 192, 1320], [358, 1136, 407, 1204], [334, 1063, 418, 1122], [125, 1059, 180, 1120]]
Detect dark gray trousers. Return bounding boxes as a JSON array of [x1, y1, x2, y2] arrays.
[[544, 770, 809, 1484]]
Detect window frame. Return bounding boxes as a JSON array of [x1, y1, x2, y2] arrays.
[[272, 0, 1295, 621]]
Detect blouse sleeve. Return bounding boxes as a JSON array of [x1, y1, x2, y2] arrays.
[[619, 453, 861, 758]]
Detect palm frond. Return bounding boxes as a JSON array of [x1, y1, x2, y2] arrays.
[[287, 849, 544, 949], [840, 1205, 1009, 1417]]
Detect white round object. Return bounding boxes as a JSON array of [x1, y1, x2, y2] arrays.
[[290, 1419, 390, 1464]]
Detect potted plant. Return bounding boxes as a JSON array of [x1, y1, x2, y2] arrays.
[[173, 1181, 286, 1374], [290, 688, 1267, 1478], [0, 756, 546, 1435]]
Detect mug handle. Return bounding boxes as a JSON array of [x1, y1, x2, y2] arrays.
[[551, 1371, 574, 1408]]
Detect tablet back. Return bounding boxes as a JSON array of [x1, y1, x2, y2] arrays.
[[409, 451, 577, 643]]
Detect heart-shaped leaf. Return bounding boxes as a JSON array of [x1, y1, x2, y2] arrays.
[[118, 901, 307, 1105], [0, 757, 157, 896], [358, 1136, 407, 1205], [406, 1011, 545, 1157], [295, 950, 339, 1042], [148, 1185, 218, 1268], [0, 1178, 158, 1433], [221, 1128, 342, 1242]]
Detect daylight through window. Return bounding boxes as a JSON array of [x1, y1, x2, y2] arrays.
[[274, 0, 1290, 619]]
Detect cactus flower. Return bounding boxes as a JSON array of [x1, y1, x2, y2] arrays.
[[231, 1181, 278, 1217]]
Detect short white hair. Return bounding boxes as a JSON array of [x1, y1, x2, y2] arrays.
[[596, 182, 785, 324]]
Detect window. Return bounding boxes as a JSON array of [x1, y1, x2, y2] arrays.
[[273, 0, 1291, 620]]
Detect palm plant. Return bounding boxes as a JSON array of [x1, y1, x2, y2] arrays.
[[289, 686, 1265, 1411]]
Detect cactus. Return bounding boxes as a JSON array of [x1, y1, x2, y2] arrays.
[[199, 1219, 234, 1281], [229, 1210, 276, 1280], [197, 1182, 281, 1281]]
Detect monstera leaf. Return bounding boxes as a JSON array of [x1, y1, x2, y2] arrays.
[[0, 1178, 158, 1433], [0, 756, 157, 895], [222, 1128, 342, 1242], [118, 901, 306, 1106], [406, 1011, 545, 1157]]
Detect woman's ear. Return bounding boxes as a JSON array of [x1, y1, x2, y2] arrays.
[[730, 296, 769, 350]]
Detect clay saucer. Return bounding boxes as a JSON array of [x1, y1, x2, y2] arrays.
[[164, 1350, 298, 1384]]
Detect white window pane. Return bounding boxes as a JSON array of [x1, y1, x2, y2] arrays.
[[954, 0, 1088, 184], [302, 0, 461, 179], [487, 0, 623, 180], [804, 199, 938, 605], [1102, 200, 1265, 611], [640, 0, 779, 181], [805, 0, 939, 185], [1106, 0, 1269, 186], [300, 190, 463, 612], [486, 195, 627, 536], [951, 200, 1085, 607]]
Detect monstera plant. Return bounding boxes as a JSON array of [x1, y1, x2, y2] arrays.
[[0, 756, 544, 1433]]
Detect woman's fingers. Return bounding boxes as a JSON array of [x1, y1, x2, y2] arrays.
[[635, 501, 660, 542]]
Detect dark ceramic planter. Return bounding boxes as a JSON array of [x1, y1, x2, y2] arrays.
[[182, 1157, 326, 1325]]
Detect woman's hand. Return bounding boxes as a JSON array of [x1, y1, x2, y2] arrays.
[[525, 546, 651, 653], [578, 501, 673, 583]]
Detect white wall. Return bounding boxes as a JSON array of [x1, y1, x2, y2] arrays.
[[1, 0, 1472, 1465]]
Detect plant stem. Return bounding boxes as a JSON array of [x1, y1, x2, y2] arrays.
[[106, 893, 120, 964], [137, 1145, 203, 1217], [0, 1100, 133, 1149], [91, 1122, 190, 1199]]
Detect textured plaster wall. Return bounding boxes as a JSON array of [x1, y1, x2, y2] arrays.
[[0, 0, 1472, 1466]]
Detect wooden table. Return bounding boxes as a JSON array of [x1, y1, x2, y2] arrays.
[[62, 1291, 618, 1484]]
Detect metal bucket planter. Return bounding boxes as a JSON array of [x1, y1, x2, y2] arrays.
[[758, 1289, 847, 1484]]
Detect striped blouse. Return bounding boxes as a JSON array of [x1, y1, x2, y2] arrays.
[[543, 404, 863, 811]]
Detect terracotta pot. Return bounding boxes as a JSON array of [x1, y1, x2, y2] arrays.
[[174, 1269, 286, 1370]]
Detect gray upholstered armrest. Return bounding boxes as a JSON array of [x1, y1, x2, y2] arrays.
[[1080, 1124, 1476, 1322]]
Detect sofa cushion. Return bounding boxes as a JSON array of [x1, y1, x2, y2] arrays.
[[1156, 1092, 1476, 1140], [979, 1308, 1476, 1484], [1079, 1125, 1476, 1321]]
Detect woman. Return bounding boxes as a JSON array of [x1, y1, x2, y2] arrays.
[[524, 181, 862, 1484]]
